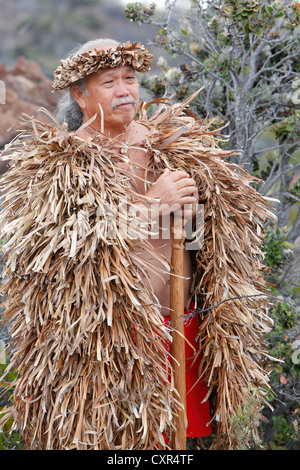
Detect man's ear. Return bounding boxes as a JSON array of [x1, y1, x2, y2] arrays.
[[70, 84, 87, 110]]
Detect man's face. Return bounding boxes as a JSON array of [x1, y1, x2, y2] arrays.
[[74, 64, 139, 137]]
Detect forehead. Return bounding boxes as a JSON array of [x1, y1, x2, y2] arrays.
[[86, 65, 136, 83]]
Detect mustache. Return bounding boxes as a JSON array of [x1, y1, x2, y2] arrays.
[[111, 97, 136, 110]]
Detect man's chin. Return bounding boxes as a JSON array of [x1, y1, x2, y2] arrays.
[[113, 106, 137, 124]]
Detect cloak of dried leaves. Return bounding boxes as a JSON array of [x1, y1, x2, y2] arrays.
[[52, 41, 153, 91], [0, 91, 275, 449]]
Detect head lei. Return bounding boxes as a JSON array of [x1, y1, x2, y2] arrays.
[[52, 41, 153, 91]]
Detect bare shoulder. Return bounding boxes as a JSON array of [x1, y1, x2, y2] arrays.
[[128, 120, 151, 145]]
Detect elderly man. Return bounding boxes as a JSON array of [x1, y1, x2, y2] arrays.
[[0, 38, 273, 450], [56, 37, 211, 447], [58, 38, 199, 319]]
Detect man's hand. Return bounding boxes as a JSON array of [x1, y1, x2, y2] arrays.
[[146, 168, 199, 219]]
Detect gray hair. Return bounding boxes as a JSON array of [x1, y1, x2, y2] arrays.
[[54, 38, 121, 131]]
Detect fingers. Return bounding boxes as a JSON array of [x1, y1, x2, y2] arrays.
[[175, 177, 196, 191], [160, 169, 189, 181], [148, 169, 198, 215], [168, 170, 189, 181], [166, 170, 193, 184], [160, 169, 197, 193], [177, 183, 197, 196]]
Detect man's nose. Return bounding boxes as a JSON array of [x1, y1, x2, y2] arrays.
[[115, 80, 130, 97]]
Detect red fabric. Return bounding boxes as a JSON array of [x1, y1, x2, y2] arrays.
[[164, 303, 211, 437]]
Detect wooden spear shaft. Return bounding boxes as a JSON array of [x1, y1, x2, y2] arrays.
[[170, 214, 187, 450]]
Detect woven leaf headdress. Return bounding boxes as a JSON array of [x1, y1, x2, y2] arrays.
[[52, 41, 153, 91]]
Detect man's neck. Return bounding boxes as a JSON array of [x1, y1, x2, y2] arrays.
[[83, 122, 132, 141]]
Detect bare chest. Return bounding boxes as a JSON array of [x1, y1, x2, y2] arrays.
[[119, 143, 156, 196]]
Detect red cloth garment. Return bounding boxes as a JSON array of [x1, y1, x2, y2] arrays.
[[164, 303, 211, 437]]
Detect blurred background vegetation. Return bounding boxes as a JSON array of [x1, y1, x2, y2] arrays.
[[0, 0, 159, 75], [0, 0, 299, 450]]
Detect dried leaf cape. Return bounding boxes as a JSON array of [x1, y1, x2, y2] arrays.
[[0, 93, 275, 450]]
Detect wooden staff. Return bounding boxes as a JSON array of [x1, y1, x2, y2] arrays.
[[170, 214, 187, 450]]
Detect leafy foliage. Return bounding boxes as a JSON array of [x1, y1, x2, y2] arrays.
[[125, 0, 300, 450], [125, 0, 300, 241], [0, 361, 25, 450], [263, 300, 300, 449], [227, 386, 266, 449], [261, 227, 299, 449], [263, 227, 294, 285], [0, 416, 25, 451], [268, 415, 299, 450]]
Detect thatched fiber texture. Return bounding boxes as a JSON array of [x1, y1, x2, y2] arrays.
[[0, 94, 275, 449]]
